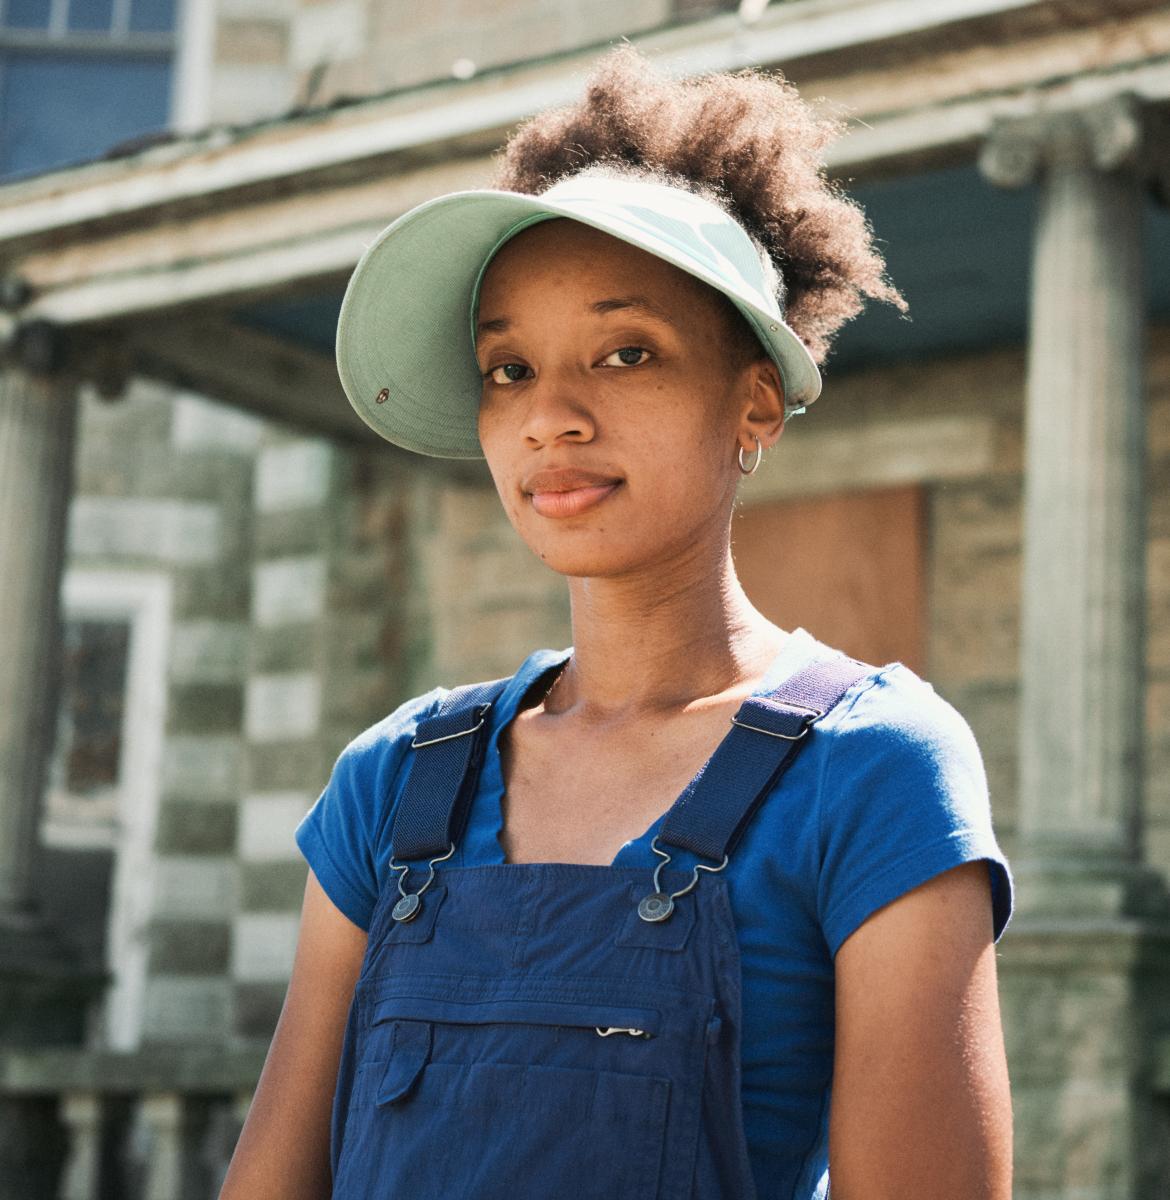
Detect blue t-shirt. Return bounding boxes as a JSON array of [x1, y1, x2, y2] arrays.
[[295, 626, 1014, 1200]]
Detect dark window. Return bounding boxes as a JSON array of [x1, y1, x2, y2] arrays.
[[3, 0, 52, 30], [3, 0, 177, 34], [129, 0, 174, 33], [57, 617, 132, 794], [43, 613, 127, 969], [67, 0, 115, 32], [0, 0, 176, 180], [0, 52, 170, 177]]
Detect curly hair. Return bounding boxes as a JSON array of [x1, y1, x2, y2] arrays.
[[486, 42, 907, 369]]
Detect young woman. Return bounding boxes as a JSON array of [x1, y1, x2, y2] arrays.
[[221, 45, 1015, 1200]]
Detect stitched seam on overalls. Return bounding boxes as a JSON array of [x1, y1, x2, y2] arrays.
[[360, 969, 706, 1004]]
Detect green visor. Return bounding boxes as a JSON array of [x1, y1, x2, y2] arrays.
[[335, 172, 822, 458]]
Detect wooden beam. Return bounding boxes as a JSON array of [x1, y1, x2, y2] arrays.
[[17, 160, 482, 294], [17, 159, 488, 324], [30, 229, 368, 326], [16, 49, 1170, 326], [796, 8, 1170, 140], [123, 317, 384, 448], [817, 56, 1170, 179], [0, 1045, 267, 1093]]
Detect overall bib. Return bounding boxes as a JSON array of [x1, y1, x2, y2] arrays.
[[329, 650, 870, 1200]]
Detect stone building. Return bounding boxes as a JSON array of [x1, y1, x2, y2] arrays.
[[1, 0, 1169, 1196]]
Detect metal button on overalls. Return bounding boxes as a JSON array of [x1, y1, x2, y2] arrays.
[[328, 653, 869, 1200]]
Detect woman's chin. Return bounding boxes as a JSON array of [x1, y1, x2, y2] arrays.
[[520, 539, 643, 579]]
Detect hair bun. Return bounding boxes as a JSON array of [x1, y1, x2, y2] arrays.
[[488, 43, 908, 366]]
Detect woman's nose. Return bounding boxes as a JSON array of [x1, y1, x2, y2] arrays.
[[519, 370, 596, 447]]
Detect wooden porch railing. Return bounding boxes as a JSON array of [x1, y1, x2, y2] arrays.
[[0, 1046, 267, 1200]]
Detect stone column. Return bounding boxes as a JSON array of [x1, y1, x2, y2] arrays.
[[0, 345, 77, 923], [979, 93, 1168, 916], [0, 324, 100, 1045], [979, 95, 1170, 1200]]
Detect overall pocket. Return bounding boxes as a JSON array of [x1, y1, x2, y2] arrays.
[[333, 994, 673, 1200]]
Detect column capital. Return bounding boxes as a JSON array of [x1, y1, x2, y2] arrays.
[[976, 92, 1161, 190], [2, 318, 71, 378], [1, 319, 134, 399]]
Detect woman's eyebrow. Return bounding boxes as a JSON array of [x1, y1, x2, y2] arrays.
[[475, 295, 675, 345], [587, 295, 675, 323]]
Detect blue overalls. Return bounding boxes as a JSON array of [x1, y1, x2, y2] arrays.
[[329, 650, 870, 1199]]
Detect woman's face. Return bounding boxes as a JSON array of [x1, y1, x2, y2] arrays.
[[474, 218, 784, 579]]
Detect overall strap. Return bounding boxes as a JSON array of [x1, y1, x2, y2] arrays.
[[657, 652, 873, 863], [390, 676, 512, 862]]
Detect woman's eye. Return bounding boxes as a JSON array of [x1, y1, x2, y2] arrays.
[[601, 346, 650, 368], [483, 363, 531, 385], [482, 346, 650, 385]]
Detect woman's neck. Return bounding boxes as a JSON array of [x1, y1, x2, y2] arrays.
[[550, 546, 790, 723]]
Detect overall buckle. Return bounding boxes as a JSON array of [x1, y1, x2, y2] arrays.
[[388, 841, 455, 922], [636, 835, 728, 924]]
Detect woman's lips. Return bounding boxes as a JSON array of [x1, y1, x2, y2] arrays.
[[529, 481, 622, 518], [522, 466, 624, 519]]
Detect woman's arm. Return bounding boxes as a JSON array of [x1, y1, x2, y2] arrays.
[[219, 867, 368, 1200], [828, 860, 1013, 1199]]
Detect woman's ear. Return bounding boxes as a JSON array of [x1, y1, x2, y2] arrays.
[[742, 357, 786, 450]]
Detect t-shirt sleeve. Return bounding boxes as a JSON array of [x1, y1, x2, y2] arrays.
[[815, 667, 1014, 960], [294, 687, 446, 932]]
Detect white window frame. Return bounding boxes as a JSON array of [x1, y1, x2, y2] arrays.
[[47, 568, 173, 1052], [170, 0, 214, 133]]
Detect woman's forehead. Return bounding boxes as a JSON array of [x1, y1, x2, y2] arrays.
[[478, 218, 720, 318]]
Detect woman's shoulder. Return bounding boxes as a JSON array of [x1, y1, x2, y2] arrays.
[[794, 649, 1013, 952], [802, 645, 984, 772], [794, 646, 996, 838]]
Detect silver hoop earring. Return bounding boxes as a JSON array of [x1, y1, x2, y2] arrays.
[[738, 435, 763, 476]]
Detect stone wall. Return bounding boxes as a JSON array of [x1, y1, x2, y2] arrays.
[[210, 0, 299, 125], [233, 429, 421, 1039], [205, 0, 734, 126], [63, 382, 429, 1048], [411, 474, 572, 686], [920, 345, 1026, 867], [66, 380, 263, 1048], [295, 0, 674, 110]]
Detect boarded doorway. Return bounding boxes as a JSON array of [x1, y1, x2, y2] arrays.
[[731, 484, 925, 676]]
